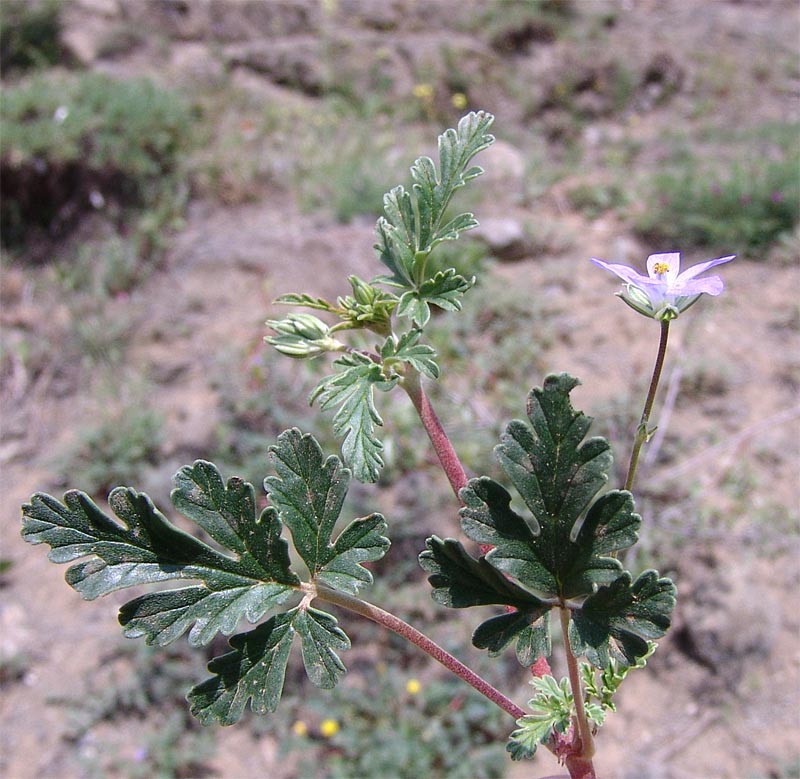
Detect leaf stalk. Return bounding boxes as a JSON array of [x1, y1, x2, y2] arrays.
[[315, 585, 526, 720]]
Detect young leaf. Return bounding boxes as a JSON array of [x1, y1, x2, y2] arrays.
[[395, 269, 475, 327], [380, 329, 440, 379], [21, 471, 300, 647], [265, 428, 390, 593], [374, 111, 494, 313], [311, 353, 398, 482]]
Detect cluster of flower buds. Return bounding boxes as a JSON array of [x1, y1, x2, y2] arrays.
[[265, 313, 345, 359]]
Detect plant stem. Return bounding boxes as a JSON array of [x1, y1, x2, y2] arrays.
[[624, 320, 670, 493], [559, 607, 595, 761], [315, 585, 525, 720], [402, 369, 468, 500]]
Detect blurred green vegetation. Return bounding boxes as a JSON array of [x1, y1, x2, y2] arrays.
[[1, 72, 192, 256], [0, 0, 63, 73], [635, 122, 800, 256]]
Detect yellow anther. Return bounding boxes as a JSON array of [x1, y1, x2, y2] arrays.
[[652, 262, 670, 275]]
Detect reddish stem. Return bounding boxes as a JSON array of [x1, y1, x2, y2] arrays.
[[316, 585, 525, 720], [403, 369, 594, 779], [402, 370, 468, 500]]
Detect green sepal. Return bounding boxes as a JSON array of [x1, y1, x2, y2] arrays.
[[311, 353, 398, 482], [570, 571, 677, 667], [265, 429, 390, 592]]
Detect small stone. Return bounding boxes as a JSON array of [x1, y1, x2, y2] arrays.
[[473, 217, 532, 261]]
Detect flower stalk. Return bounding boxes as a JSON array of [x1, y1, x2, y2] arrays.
[[625, 320, 670, 492]]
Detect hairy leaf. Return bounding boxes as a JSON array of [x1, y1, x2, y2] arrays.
[[265, 428, 390, 592], [570, 571, 676, 667], [380, 329, 439, 379], [421, 373, 673, 667], [395, 269, 475, 327], [374, 111, 494, 301], [460, 374, 640, 601], [188, 605, 350, 726], [311, 353, 398, 483], [21, 469, 300, 647]]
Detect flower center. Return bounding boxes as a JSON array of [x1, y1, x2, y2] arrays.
[[652, 262, 670, 276]]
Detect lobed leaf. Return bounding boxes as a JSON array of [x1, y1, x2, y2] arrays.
[[395, 269, 475, 327], [21, 463, 300, 647], [422, 373, 673, 669], [265, 428, 390, 592], [570, 571, 677, 667], [380, 329, 439, 379], [374, 111, 494, 296], [311, 353, 398, 482]]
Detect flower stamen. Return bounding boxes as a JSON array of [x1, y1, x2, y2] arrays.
[[652, 262, 670, 275]]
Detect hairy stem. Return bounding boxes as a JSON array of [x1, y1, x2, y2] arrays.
[[624, 320, 670, 493], [402, 369, 468, 500], [559, 607, 595, 761], [315, 585, 525, 720]]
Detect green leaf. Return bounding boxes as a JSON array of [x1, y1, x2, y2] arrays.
[[274, 292, 338, 313], [506, 675, 573, 761], [570, 571, 676, 667], [460, 374, 639, 602], [421, 373, 674, 667], [265, 429, 390, 592], [396, 269, 475, 326], [419, 536, 545, 610], [419, 536, 550, 665], [188, 605, 351, 726], [311, 353, 398, 482], [380, 329, 440, 379], [374, 111, 494, 291], [21, 472, 300, 647]]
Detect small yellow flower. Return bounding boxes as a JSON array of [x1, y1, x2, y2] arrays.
[[412, 83, 434, 100], [405, 678, 421, 695], [320, 718, 340, 738], [451, 92, 467, 110], [292, 720, 308, 737]]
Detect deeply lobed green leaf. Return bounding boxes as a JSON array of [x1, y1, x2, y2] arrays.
[[421, 373, 674, 668], [374, 111, 494, 324], [22, 430, 390, 724], [265, 428, 390, 591], [311, 353, 398, 483]]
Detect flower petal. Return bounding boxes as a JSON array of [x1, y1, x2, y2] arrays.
[[675, 255, 735, 283], [671, 275, 725, 296], [590, 258, 652, 287], [646, 253, 680, 284]]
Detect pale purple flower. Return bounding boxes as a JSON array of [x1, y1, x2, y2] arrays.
[[590, 252, 735, 321]]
